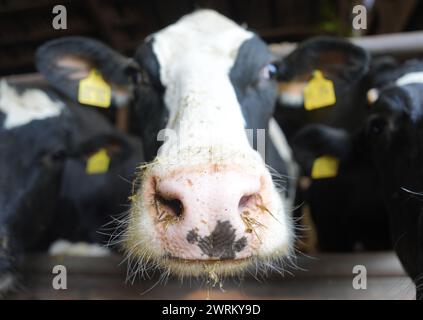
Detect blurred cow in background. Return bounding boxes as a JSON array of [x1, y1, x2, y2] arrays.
[[362, 59, 423, 300], [0, 81, 144, 294], [275, 37, 392, 252], [292, 59, 423, 299]]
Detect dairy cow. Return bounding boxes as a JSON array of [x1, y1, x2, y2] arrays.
[[291, 60, 423, 299], [0, 81, 143, 294], [362, 60, 423, 299], [275, 38, 392, 251], [275, 37, 371, 140], [0, 82, 67, 293], [36, 10, 298, 279], [291, 124, 391, 251]]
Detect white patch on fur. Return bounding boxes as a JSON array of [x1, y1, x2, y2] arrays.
[[0, 80, 63, 129], [268, 118, 299, 206], [396, 71, 423, 87], [48, 239, 110, 257], [278, 92, 304, 107], [152, 9, 254, 152], [269, 118, 294, 165]]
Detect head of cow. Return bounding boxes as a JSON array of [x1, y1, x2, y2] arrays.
[[0, 81, 142, 293], [0, 82, 71, 290], [364, 65, 423, 295], [36, 10, 296, 278], [291, 61, 423, 299]]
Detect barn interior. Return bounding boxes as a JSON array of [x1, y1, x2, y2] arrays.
[[1, 0, 422, 300]]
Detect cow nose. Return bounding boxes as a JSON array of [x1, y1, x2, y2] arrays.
[[149, 166, 270, 260]]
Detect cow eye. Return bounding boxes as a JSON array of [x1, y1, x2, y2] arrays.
[[130, 72, 142, 85], [50, 149, 67, 161], [125, 63, 150, 86], [367, 116, 387, 135], [41, 148, 67, 167], [260, 63, 278, 80]]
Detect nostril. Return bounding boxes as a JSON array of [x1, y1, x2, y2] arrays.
[[238, 193, 258, 210], [155, 194, 184, 217]]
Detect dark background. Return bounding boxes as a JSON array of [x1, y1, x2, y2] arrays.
[[1, 0, 423, 76]]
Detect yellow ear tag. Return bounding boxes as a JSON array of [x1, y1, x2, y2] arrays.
[[86, 149, 110, 175], [78, 69, 111, 108], [311, 155, 339, 179], [303, 70, 336, 111]]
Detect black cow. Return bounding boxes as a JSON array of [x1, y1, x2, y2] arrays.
[[275, 38, 392, 251], [275, 36, 371, 140], [362, 59, 423, 299], [292, 59, 423, 299], [291, 124, 391, 251], [0, 81, 143, 294], [0, 82, 71, 293]]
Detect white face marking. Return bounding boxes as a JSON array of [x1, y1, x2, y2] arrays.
[[278, 91, 304, 107], [0, 80, 63, 129], [152, 10, 254, 160], [396, 71, 423, 87]]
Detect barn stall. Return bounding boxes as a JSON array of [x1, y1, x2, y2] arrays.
[[0, 0, 422, 300]]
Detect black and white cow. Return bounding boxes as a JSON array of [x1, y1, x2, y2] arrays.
[[274, 38, 392, 251], [0, 82, 68, 293], [293, 59, 423, 299], [0, 81, 144, 293], [275, 36, 371, 140], [36, 10, 298, 278], [362, 60, 423, 299]]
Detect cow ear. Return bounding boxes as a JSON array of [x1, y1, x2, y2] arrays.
[[291, 124, 351, 174], [36, 37, 141, 108], [277, 37, 370, 107]]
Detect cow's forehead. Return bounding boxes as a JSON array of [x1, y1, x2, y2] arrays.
[[151, 10, 254, 81], [0, 80, 63, 130]]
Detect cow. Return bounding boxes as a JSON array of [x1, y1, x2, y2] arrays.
[[0, 80, 144, 294], [275, 36, 371, 141], [291, 59, 423, 299], [274, 38, 392, 251], [362, 59, 423, 299], [291, 124, 391, 251], [0, 81, 69, 294], [35, 10, 300, 280]]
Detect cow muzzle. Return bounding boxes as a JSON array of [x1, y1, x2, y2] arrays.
[[124, 160, 293, 277]]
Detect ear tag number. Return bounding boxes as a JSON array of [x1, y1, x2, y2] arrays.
[[86, 148, 110, 174], [311, 155, 339, 179], [304, 70, 336, 110], [78, 69, 111, 108]]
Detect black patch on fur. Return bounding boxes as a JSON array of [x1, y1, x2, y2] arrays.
[[229, 36, 276, 131], [132, 39, 169, 161], [186, 220, 247, 259], [229, 36, 292, 197], [186, 230, 199, 244]]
